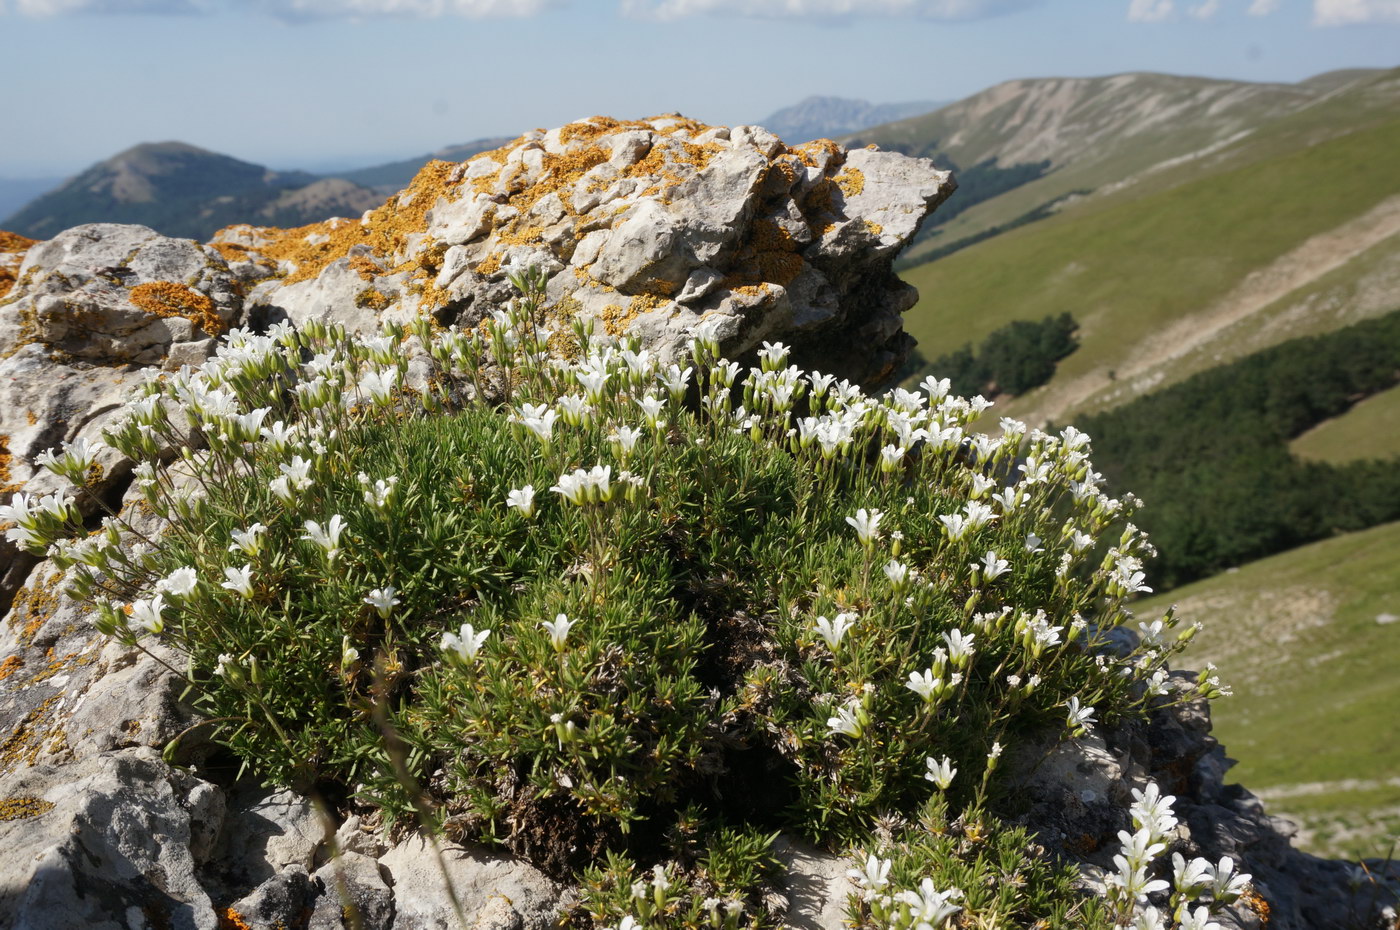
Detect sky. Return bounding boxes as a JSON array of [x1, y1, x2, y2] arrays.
[[1, 0, 1397, 178]]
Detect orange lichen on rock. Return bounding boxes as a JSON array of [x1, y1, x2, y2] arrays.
[[0, 796, 54, 821], [0, 434, 21, 495], [793, 139, 844, 170], [0, 231, 36, 299], [8, 570, 63, 648], [128, 282, 224, 336], [0, 696, 60, 774], [217, 908, 255, 930], [0, 655, 22, 682], [833, 167, 866, 198]]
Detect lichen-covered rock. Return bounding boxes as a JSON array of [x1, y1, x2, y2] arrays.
[[1010, 675, 1399, 929], [0, 747, 221, 930], [378, 834, 563, 930], [0, 223, 243, 363], [230, 116, 952, 386], [309, 851, 395, 930]]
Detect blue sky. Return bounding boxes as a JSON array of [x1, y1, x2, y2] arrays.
[[1, 0, 1397, 177]]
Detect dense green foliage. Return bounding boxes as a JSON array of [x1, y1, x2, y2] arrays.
[[904, 313, 1079, 399], [4, 272, 1229, 927], [1077, 308, 1400, 589]]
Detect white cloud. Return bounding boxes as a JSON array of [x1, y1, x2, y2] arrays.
[[1247, 0, 1280, 14], [1187, 0, 1219, 17], [619, 0, 1038, 21], [1127, 0, 1174, 22], [1314, 0, 1400, 24], [6, 0, 560, 15]]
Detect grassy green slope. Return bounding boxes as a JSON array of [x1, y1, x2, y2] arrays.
[[1291, 385, 1400, 464], [898, 112, 1400, 425], [881, 68, 1397, 267], [1135, 521, 1400, 859]]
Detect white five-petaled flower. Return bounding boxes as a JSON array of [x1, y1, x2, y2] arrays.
[[540, 613, 576, 651], [442, 622, 491, 662], [883, 559, 910, 589], [812, 612, 857, 650], [1065, 696, 1096, 733], [893, 879, 963, 928], [301, 515, 346, 562], [228, 523, 267, 557], [826, 700, 865, 738], [924, 755, 957, 790], [129, 594, 167, 635], [506, 485, 536, 518], [156, 566, 199, 598], [364, 586, 400, 618], [845, 853, 890, 902], [942, 628, 975, 667], [979, 550, 1010, 580], [845, 508, 884, 546], [938, 512, 969, 541], [220, 564, 255, 599], [905, 669, 941, 702]]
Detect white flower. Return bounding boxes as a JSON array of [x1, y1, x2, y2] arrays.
[[924, 755, 957, 790], [845, 854, 890, 901], [279, 455, 314, 490], [1172, 852, 1212, 900], [609, 425, 643, 456], [506, 485, 536, 518], [883, 559, 910, 589], [893, 878, 962, 928], [879, 444, 906, 473], [812, 612, 857, 650], [635, 393, 667, 428], [942, 628, 975, 667], [845, 508, 884, 546], [1177, 906, 1223, 930], [905, 669, 941, 702], [1065, 696, 1096, 734], [1207, 856, 1250, 903], [826, 701, 865, 738], [220, 564, 255, 598], [302, 515, 346, 562], [129, 594, 167, 635], [938, 512, 969, 541], [1130, 782, 1178, 838], [156, 566, 199, 598], [979, 550, 1010, 580], [228, 523, 267, 557], [360, 474, 398, 511], [358, 367, 399, 404], [364, 586, 400, 618], [442, 622, 491, 662], [540, 613, 576, 650]]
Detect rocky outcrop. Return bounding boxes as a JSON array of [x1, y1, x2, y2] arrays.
[[0, 116, 1389, 930], [223, 114, 952, 385]]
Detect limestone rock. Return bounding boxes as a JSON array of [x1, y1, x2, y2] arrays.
[[235, 115, 953, 386], [773, 835, 855, 930], [309, 851, 394, 930], [379, 834, 562, 930], [0, 747, 220, 930], [0, 223, 242, 364]]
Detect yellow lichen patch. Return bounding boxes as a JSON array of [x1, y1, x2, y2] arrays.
[[8, 570, 63, 648], [347, 255, 381, 281], [0, 434, 22, 495], [0, 696, 60, 774], [726, 217, 804, 289], [355, 288, 392, 312], [833, 167, 865, 199], [793, 139, 844, 170], [0, 232, 36, 300], [206, 240, 254, 264], [599, 303, 635, 337], [30, 648, 96, 685], [864, 220, 884, 236], [217, 908, 255, 930], [474, 253, 503, 277], [255, 160, 455, 285], [128, 282, 225, 337], [0, 796, 54, 821], [572, 267, 616, 293], [0, 656, 22, 682]]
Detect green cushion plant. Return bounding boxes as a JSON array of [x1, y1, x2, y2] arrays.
[[6, 268, 1236, 929]]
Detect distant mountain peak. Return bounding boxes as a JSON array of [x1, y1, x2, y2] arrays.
[[757, 95, 945, 145]]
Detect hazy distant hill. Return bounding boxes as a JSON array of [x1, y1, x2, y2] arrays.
[[892, 67, 1400, 429], [757, 95, 943, 144], [338, 138, 514, 193], [2, 142, 384, 241], [0, 177, 64, 223]]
